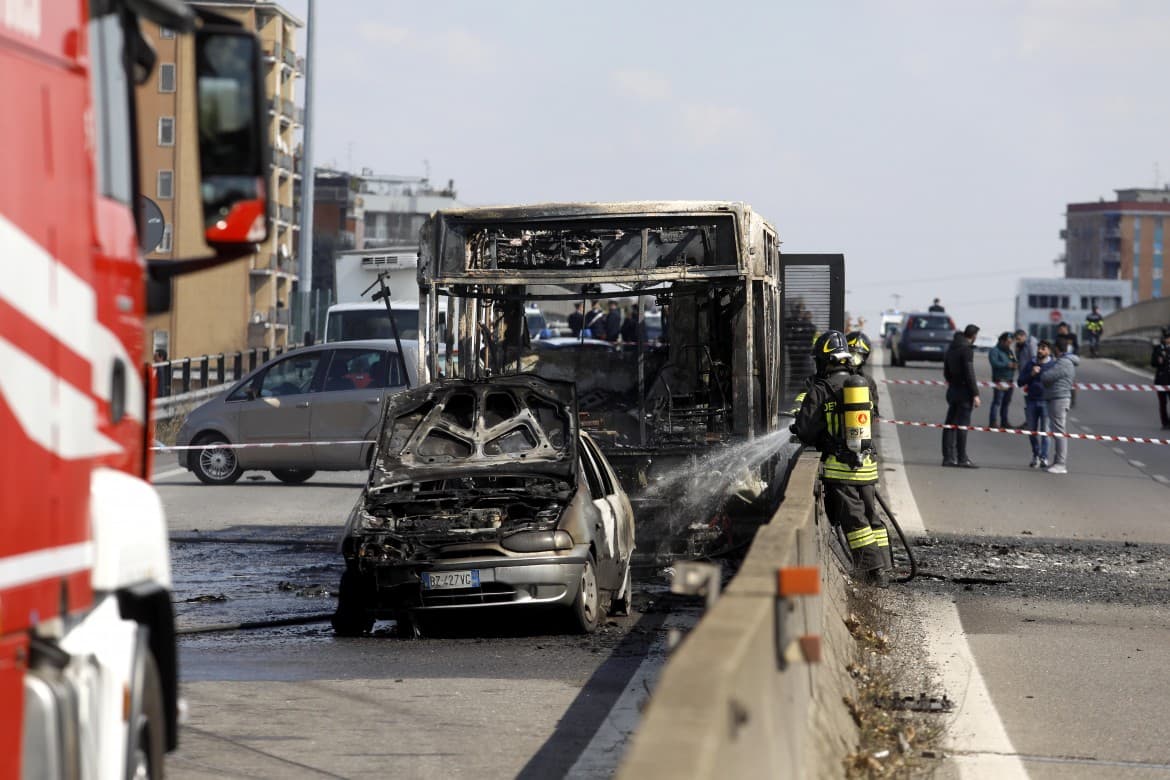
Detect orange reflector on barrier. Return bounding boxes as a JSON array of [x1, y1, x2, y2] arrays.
[[777, 566, 820, 597], [799, 635, 822, 663]]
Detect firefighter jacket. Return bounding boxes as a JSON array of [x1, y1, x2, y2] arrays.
[[793, 368, 878, 485]]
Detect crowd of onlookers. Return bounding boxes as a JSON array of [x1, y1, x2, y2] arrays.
[[564, 300, 663, 347], [940, 316, 1170, 476]]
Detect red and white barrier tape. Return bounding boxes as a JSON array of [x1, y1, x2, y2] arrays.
[[882, 379, 1170, 391], [152, 439, 375, 452], [878, 418, 1170, 446]]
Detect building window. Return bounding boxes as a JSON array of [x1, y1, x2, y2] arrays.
[[1060, 295, 1069, 309], [157, 224, 173, 254], [159, 26, 175, 39], [157, 170, 173, 199], [159, 63, 175, 93], [158, 117, 174, 146]]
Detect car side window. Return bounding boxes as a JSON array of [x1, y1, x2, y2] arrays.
[[258, 354, 322, 398], [323, 348, 396, 392], [581, 436, 615, 496], [580, 448, 605, 501]]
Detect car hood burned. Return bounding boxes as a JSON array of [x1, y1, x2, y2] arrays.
[[369, 375, 579, 489]]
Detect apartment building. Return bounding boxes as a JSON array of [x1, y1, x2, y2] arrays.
[[138, 0, 304, 360], [1014, 277, 1131, 342], [1064, 188, 1170, 303], [311, 169, 458, 300]]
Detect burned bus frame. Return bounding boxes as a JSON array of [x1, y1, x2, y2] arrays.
[[415, 202, 840, 507]]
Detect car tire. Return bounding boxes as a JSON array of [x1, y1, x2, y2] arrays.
[[332, 568, 374, 637], [192, 433, 243, 485], [609, 558, 632, 617], [271, 468, 315, 484], [129, 649, 166, 780], [571, 553, 601, 634]]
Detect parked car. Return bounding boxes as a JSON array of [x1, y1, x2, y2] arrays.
[[530, 336, 616, 352], [888, 312, 956, 366], [333, 375, 636, 635], [176, 340, 421, 485]]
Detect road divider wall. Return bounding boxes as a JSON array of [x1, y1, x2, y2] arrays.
[[618, 452, 859, 779]]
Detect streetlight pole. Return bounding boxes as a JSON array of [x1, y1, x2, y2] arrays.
[[297, 0, 316, 341]]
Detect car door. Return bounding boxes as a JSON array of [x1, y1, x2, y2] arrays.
[[234, 352, 324, 468], [578, 435, 622, 585], [580, 435, 633, 583], [310, 347, 407, 469]]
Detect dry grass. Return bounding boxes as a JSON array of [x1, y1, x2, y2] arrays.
[[840, 587, 946, 779]]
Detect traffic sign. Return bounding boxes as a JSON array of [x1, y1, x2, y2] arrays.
[[1049, 309, 1062, 323]]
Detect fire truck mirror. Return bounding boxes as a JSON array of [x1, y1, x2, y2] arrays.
[[194, 28, 269, 247]]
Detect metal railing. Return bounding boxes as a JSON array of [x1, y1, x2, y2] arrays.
[[282, 97, 295, 116], [282, 48, 296, 67], [276, 204, 293, 222]]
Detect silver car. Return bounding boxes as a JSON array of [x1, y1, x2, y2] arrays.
[[176, 340, 421, 485], [333, 376, 636, 635]]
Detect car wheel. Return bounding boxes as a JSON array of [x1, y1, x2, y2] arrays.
[[129, 650, 165, 780], [609, 558, 633, 617], [571, 553, 601, 634], [192, 434, 242, 485], [271, 468, 315, 484], [331, 568, 374, 637]]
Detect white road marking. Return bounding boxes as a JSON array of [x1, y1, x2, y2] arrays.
[[1113, 447, 1126, 455], [1080, 426, 1092, 434], [564, 611, 696, 779], [873, 357, 1028, 779], [1070, 416, 1079, 423], [1128, 460, 1146, 469], [152, 468, 189, 482], [1153, 475, 1169, 485], [1102, 358, 1156, 381]]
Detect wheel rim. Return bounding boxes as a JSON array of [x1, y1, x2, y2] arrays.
[[580, 562, 598, 623], [198, 443, 236, 479]]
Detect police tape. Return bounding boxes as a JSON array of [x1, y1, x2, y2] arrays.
[[152, 439, 376, 452], [882, 379, 1170, 392], [878, 418, 1170, 445]]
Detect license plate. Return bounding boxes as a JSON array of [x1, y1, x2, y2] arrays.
[[921, 345, 942, 351], [422, 570, 480, 590]]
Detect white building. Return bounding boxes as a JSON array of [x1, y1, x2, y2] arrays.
[[1014, 278, 1131, 341]]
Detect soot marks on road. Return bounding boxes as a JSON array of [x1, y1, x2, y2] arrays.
[[908, 534, 1170, 605]]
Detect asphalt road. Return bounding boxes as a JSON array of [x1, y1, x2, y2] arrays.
[[152, 465, 695, 780], [875, 347, 1170, 778]]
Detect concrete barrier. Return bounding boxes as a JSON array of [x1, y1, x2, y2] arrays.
[[618, 453, 858, 779], [1103, 297, 1170, 340]]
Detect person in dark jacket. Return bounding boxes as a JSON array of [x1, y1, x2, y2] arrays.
[[620, 307, 641, 345], [987, 332, 1017, 428], [567, 303, 584, 337], [603, 300, 622, 343], [582, 301, 604, 338], [942, 324, 981, 467], [1017, 339, 1053, 468], [1150, 328, 1170, 429]]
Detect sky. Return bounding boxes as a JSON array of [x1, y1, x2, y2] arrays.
[[286, 0, 1170, 335]]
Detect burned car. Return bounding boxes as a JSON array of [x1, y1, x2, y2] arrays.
[[333, 376, 635, 635]]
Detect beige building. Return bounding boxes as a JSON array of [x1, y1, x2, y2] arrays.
[[1064, 188, 1170, 303], [138, 0, 303, 361]]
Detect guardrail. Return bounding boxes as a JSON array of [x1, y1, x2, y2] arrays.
[[618, 453, 856, 778]]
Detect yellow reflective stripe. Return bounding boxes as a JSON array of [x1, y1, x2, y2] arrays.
[[871, 528, 890, 547], [823, 456, 879, 482], [847, 528, 874, 549]]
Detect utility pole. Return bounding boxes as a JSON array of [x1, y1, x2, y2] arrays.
[[297, 0, 316, 340]]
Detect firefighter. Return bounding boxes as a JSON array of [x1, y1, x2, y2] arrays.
[[793, 330, 891, 587], [846, 330, 880, 419]]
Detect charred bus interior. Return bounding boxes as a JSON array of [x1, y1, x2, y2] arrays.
[[416, 205, 840, 559]]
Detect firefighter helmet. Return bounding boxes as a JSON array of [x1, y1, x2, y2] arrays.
[[846, 331, 872, 367], [812, 330, 852, 375]]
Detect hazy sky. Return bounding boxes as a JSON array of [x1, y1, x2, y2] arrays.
[[288, 0, 1170, 334]]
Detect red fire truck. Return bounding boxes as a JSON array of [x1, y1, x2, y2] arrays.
[[1, 2, 267, 777]]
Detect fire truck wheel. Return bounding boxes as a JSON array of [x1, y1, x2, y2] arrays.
[[570, 553, 600, 634], [192, 434, 243, 485], [271, 469, 316, 484], [130, 650, 166, 780]]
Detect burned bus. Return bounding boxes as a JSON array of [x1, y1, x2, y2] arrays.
[[414, 202, 841, 554]]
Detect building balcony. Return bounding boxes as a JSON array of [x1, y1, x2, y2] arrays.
[[295, 56, 304, 74], [271, 151, 294, 171], [294, 107, 304, 125], [263, 40, 281, 61], [282, 97, 295, 116], [282, 48, 296, 68], [251, 306, 291, 327], [1104, 226, 1121, 240], [251, 253, 297, 277], [276, 204, 294, 223]]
